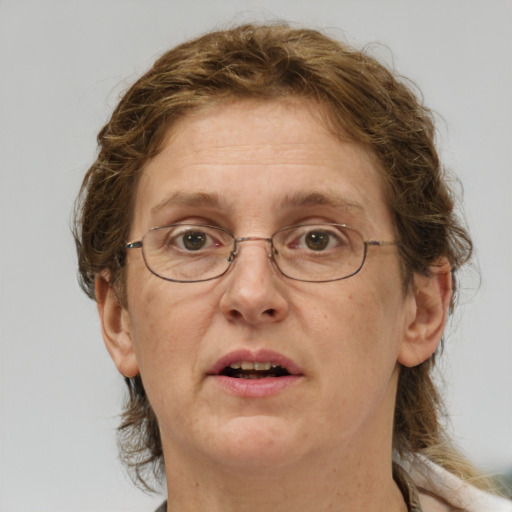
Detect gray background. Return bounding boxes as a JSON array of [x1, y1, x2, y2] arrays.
[[1, 1, 511, 511]]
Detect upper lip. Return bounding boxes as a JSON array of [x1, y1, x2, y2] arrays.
[[208, 349, 303, 376]]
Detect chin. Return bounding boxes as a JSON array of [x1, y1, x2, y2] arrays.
[[200, 415, 309, 471]]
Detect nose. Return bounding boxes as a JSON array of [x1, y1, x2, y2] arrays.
[[219, 238, 289, 325]]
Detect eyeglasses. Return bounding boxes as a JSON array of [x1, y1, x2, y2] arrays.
[[124, 223, 398, 283]]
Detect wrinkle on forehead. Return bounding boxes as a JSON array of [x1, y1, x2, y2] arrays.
[[157, 97, 344, 153], [150, 190, 366, 221]]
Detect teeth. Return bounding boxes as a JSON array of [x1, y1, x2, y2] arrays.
[[229, 361, 276, 371], [254, 362, 272, 371]]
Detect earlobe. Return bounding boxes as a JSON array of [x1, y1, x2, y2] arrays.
[[95, 271, 140, 378], [398, 259, 453, 368]]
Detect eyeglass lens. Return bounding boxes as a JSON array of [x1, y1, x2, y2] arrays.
[[140, 224, 366, 283]]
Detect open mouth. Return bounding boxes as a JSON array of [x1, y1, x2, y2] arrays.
[[220, 361, 291, 379]]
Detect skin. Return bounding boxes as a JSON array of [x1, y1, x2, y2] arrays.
[[97, 98, 452, 512]]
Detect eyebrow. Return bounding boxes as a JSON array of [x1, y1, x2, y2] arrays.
[[150, 190, 365, 217], [280, 191, 365, 213], [150, 191, 229, 217]]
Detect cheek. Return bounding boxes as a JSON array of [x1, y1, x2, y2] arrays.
[[126, 277, 218, 380], [306, 279, 405, 382], [303, 283, 405, 433]]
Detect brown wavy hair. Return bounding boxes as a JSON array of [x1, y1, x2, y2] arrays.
[[74, 23, 475, 490]]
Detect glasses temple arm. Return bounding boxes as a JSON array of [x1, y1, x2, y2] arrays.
[[125, 241, 143, 250]]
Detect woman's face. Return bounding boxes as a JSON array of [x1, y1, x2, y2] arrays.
[[102, 98, 425, 473]]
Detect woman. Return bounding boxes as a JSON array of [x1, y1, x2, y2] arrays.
[[74, 23, 512, 512]]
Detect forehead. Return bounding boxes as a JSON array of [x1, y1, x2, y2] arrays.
[[132, 98, 392, 236]]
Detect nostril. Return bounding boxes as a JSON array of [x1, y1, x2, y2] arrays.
[[229, 308, 275, 319], [229, 310, 243, 320]]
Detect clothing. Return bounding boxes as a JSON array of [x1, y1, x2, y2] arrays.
[[154, 503, 166, 512], [154, 460, 512, 512], [405, 456, 512, 512], [394, 462, 423, 511]]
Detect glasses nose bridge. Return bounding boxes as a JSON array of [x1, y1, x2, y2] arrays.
[[230, 235, 275, 261]]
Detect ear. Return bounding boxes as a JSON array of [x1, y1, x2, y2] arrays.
[[95, 271, 140, 378], [398, 259, 453, 368]]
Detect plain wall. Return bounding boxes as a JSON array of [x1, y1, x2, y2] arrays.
[[1, 1, 511, 511]]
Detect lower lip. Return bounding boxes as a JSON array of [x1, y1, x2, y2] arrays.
[[210, 375, 302, 398]]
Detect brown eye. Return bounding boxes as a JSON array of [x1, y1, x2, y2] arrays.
[[305, 231, 330, 251], [182, 231, 208, 251]]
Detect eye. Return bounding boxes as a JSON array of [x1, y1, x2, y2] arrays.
[[304, 230, 332, 251], [286, 226, 349, 252], [154, 225, 229, 253], [181, 230, 209, 251]]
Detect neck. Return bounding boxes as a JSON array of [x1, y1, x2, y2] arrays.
[[162, 441, 407, 512]]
